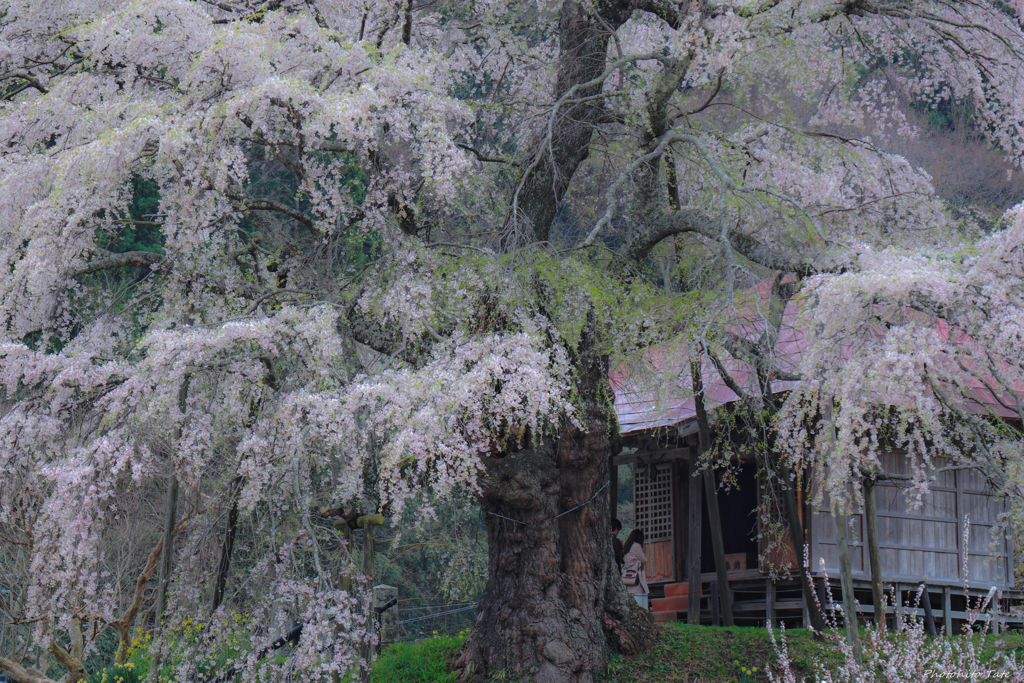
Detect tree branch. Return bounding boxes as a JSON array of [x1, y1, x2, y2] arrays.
[[0, 658, 60, 683], [0, 72, 48, 94], [707, 349, 750, 404], [225, 186, 317, 234], [71, 251, 164, 276], [48, 642, 86, 683], [618, 207, 830, 272], [339, 314, 440, 367], [111, 537, 164, 663], [455, 141, 511, 164]]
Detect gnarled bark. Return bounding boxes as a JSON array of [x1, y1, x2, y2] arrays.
[[456, 347, 652, 683]]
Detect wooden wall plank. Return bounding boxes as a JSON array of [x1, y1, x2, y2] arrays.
[[808, 452, 1011, 589], [647, 539, 675, 583]]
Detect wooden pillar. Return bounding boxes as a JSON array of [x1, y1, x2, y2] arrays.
[[331, 517, 354, 683], [863, 477, 885, 627], [674, 460, 688, 584], [921, 582, 937, 637], [687, 457, 703, 626], [374, 584, 399, 652], [832, 502, 862, 665], [778, 462, 824, 634], [336, 520, 353, 593], [943, 586, 952, 635], [895, 582, 904, 630], [766, 578, 776, 626], [815, 576, 828, 625], [710, 581, 720, 626], [691, 358, 733, 626], [703, 470, 734, 626], [991, 589, 1001, 635], [364, 524, 375, 584], [357, 513, 384, 683]]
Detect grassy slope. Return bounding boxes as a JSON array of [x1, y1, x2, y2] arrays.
[[372, 626, 1024, 683]]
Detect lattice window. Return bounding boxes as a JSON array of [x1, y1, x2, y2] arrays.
[[634, 464, 673, 542]]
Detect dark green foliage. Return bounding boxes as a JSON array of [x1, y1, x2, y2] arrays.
[[371, 492, 486, 607], [100, 176, 165, 255]]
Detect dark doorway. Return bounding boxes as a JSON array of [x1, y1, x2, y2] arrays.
[[701, 462, 758, 573]]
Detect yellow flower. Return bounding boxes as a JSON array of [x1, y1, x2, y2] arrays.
[[753, 667, 758, 672]]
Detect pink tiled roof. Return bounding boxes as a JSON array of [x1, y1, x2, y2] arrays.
[[612, 282, 1019, 435]]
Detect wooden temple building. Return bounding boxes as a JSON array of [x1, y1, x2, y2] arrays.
[[610, 431, 1017, 631], [611, 354, 1019, 633]]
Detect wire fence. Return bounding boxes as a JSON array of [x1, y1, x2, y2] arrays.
[[389, 601, 477, 643]]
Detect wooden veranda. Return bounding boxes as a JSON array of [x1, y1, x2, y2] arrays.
[[612, 432, 1022, 632]]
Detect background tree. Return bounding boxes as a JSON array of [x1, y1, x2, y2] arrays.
[[3, 2, 1024, 683]]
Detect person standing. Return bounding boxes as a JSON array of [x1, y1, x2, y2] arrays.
[[611, 518, 624, 572], [622, 529, 649, 608]]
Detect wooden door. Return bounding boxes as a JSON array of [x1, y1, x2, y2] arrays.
[[635, 462, 675, 583]]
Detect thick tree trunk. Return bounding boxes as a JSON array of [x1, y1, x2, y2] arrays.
[[506, 1, 631, 244], [456, 356, 652, 683]]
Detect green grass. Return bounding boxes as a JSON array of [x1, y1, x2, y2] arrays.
[[370, 626, 1024, 683], [372, 635, 465, 683], [602, 625, 838, 682]]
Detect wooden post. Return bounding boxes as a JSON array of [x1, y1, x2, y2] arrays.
[[863, 477, 885, 627], [814, 576, 827, 622], [991, 589, 1001, 635], [357, 514, 384, 683], [943, 586, 952, 635], [336, 520, 353, 593], [766, 578, 776, 626], [360, 516, 379, 579], [832, 502, 862, 666], [674, 460, 688, 584], [778, 462, 824, 635], [703, 471, 734, 626], [373, 584, 399, 652], [710, 581, 720, 626], [331, 516, 355, 683], [687, 457, 703, 626], [894, 582, 904, 630], [691, 358, 733, 626], [920, 582, 937, 637]]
